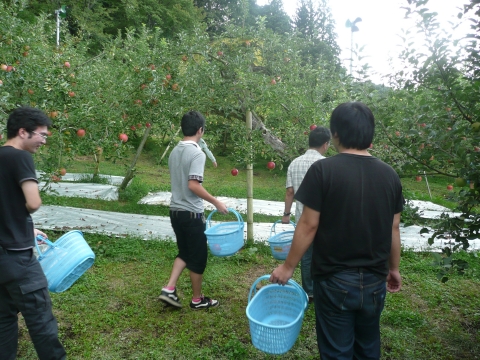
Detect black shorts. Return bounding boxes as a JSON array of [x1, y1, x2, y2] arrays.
[[169, 210, 207, 274]]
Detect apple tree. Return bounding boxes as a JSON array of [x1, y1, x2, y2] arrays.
[[360, 0, 480, 258]]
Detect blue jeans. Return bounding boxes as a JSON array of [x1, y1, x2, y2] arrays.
[[300, 243, 313, 297], [313, 269, 386, 360]]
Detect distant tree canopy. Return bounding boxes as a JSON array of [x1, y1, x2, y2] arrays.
[[6, 0, 341, 69], [293, 0, 341, 68], [194, 0, 291, 35]]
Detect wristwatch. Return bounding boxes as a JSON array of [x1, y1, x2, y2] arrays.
[[283, 212, 291, 216]]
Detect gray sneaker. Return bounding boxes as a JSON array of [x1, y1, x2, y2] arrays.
[[159, 288, 182, 308]]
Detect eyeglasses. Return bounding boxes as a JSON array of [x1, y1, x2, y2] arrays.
[[31, 131, 48, 140]]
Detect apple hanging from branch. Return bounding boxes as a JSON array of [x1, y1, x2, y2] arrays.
[[267, 161, 276, 170], [231, 168, 239, 176]]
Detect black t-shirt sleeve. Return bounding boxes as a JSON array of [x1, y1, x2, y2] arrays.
[[15, 151, 37, 185], [295, 163, 323, 213]]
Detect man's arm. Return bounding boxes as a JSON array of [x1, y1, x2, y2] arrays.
[[21, 180, 42, 213], [282, 187, 294, 224], [188, 180, 228, 214], [270, 205, 319, 285], [387, 212, 402, 293]]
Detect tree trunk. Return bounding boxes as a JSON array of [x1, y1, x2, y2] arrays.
[[119, 126, 151, 191]]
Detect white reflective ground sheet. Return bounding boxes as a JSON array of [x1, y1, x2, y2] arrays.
[[32, 173, 480, 250]]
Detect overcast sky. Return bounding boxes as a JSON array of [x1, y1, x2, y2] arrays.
[[257, 0, 470, 83]]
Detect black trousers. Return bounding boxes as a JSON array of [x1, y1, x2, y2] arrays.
[[0, 247, 66, 360]]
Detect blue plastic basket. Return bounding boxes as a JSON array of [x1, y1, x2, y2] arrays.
[[35, 230, 95, 293], [268, 220, 296, 260], [204, 208, 244, 257], [246, 275, 308, 355]]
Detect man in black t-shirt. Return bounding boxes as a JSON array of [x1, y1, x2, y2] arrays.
[[271, 102, 403, 359], [0, 107, 66, 359]]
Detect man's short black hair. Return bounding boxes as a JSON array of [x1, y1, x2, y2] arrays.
[[7, 107, 52, 139], [181, 111, 206, 137], [309, 126, 331, 148], [330, 102, 374, 150]]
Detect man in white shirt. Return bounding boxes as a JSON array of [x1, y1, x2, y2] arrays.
[[282, 126, 331, 301]]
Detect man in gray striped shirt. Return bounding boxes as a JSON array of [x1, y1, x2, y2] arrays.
[[282, 126, 331, 301]]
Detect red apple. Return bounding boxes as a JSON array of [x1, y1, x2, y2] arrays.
[[267, 161, 276, 170], [217, 51, 223, 56], [68, 91, 75, 97], [51, 175, 61, 183], [166, 74, 172, 80], [309, 124, 317, 131], [22, 51, 29, 57], [64, 61, 70, 68], [145, 122, 152, 128], [149, 64, 156, 70], [60, 168, 67, 176], [6, 66, 13, 72], [270, 78, 276, 85], [130, 125, 136, 131], [415, 176, 422, 182], [420, 123, 426, 128], [447, 185, 453, 190], [231, 168, 239, 176], [140, 83, 147, 90], [76, 129, 86, 137], [119, 133, 128, 142], [172, 83, 179, 91]]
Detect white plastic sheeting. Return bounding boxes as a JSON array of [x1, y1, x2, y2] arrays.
[[36, 172, 124, 201], [28, 176, 479, 250], [138, 192, 462, 219], [138, 191, 296, 216], [32, 206, 480, 251]]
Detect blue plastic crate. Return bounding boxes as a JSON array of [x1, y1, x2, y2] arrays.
[[205, 208, 244, 257], [268, 220, 296, 260], [35, 230, 95, 293], [246, 275, 308, 355]]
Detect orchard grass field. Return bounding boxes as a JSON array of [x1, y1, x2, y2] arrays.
[[15, 141, 480, 360]]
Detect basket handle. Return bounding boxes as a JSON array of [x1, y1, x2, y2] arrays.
[[34, 235, 56, 260], [206, 207, 243, 229], [248, 274, 308, 310], [269, 220, 296, 237]]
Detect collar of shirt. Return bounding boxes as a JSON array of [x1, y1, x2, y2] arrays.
[[179, 140, 200, 149]]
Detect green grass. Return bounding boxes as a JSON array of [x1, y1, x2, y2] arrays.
[[17, 235, 480, 359], [22, 142, 480, 359]]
